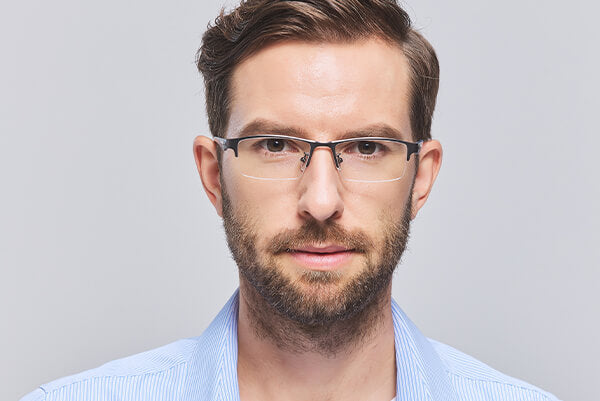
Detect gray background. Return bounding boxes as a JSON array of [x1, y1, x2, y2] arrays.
[[1, 0, 598, 400]]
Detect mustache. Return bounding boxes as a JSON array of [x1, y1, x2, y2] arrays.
[[265, 219, 374, 254]]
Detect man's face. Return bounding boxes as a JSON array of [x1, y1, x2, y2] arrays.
[[219, 39, 418, 325]]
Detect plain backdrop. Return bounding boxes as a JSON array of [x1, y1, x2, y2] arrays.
[[2, 1, 598, 400]]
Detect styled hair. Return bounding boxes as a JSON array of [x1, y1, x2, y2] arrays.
[[196, 0, 439, 142]]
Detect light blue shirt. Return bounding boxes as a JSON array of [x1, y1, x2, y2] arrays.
[[21, 290, 560, 401]]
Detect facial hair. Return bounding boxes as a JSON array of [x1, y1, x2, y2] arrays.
[[221, 185, 413, 355]]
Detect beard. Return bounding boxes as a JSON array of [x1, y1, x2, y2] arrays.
[[221, 185, 413, 354]]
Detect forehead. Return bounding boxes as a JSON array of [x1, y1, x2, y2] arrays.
[[228, 39, 412, 141]]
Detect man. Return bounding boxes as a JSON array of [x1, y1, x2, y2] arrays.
[[21, 1, 560, 400]]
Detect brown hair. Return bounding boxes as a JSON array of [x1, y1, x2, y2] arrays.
[[196, 0, 439, 142]]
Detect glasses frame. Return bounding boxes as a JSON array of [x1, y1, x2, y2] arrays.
[[214, 134, 423, 171]]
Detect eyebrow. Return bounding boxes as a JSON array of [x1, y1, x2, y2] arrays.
[[233, 119, 310, 139], [336, 124, 406, 140], [233, 119, 407, 141]]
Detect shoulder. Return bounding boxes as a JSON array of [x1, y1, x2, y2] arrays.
[[428, 338, 561, 401], [21, 292, 241, 401], [20, 338, 200, 401]]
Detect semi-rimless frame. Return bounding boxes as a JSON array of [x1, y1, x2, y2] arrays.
[[213, 134, 424, 182], [214, 135, 423, 167]]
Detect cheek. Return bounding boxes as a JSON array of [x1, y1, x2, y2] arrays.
[[342, 180, 412, 226], [224, 175, 299, 242]]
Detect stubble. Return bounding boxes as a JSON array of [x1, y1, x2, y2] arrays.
[[222, 185, 412, 356]]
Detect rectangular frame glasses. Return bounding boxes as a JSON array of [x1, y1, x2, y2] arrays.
[[214, 134, 422, 183]]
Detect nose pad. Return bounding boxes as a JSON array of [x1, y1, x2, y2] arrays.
[[300, 147, 344, 172], [300, 152, 309, 172]]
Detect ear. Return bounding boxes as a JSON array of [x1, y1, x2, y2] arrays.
[[193, 136, 223, 217], [411, 139, 442, 220]]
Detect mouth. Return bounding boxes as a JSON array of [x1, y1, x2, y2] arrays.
[[286, 245, 357, 271]]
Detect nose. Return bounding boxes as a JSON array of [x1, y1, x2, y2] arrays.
[[297, 147, 344, 222]]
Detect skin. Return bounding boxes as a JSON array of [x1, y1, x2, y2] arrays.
[[193, 39, 442, 401]]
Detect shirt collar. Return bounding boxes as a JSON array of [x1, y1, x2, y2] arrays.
[[390, 299, 458, 401], [185, 290, 457, 401]]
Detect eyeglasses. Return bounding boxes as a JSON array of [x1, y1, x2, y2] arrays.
[[214, 134, 422, 183]]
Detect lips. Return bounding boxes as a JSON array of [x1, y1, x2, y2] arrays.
[[293, 245, 351, 253], [287, 244, 356, 270]]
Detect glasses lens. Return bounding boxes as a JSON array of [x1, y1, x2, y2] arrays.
[[336, 139, 409, 182], [235, 137, 311, 180]]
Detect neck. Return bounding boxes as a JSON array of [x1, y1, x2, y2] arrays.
[[237, 279, 396, 401]]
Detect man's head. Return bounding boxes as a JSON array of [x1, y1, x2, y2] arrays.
[[193, 0, 442, 352]]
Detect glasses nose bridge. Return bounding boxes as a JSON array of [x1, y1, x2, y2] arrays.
[[303, 142, 340, 170]]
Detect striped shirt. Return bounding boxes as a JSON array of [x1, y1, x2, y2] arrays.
[[21, 290, 560, 401]]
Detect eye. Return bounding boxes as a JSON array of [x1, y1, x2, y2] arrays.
[[251, 137, 304, 155], [266, 138, 286, 152], [356, 141, 378, 155], [339, 139, 390, 158]]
